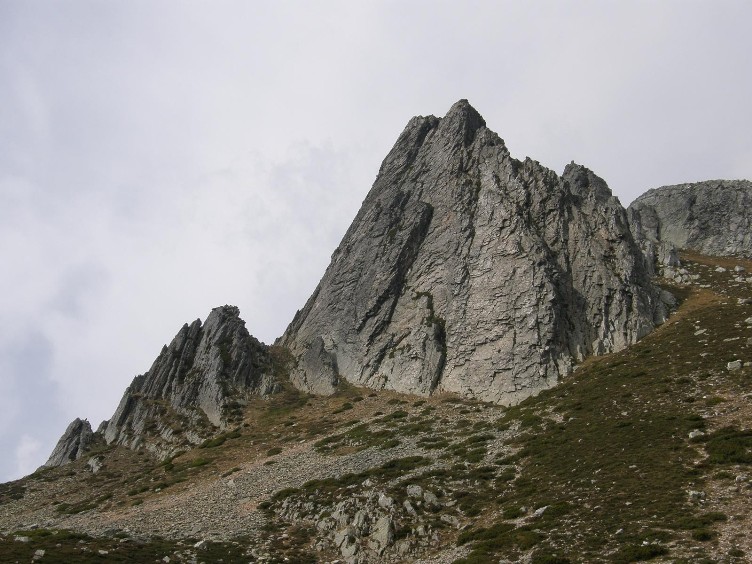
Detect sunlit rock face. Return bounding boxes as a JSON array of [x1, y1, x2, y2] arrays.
[[103, 305, 275, 455], [281, 100, 665, 405]]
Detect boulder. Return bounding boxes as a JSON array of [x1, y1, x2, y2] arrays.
[[369, 516, 395, 552]]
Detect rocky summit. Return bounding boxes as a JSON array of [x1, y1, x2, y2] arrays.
[[628, 179, 752, 260], [42, 419, 96, 469], [281, 100, 667, 405]]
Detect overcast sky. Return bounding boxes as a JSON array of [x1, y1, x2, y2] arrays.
[[2, 0, 751, 482]]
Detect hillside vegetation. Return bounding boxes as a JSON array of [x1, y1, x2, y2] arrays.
[[1, 252, 751, 563]]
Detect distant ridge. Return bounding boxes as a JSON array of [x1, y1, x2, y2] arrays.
[[628, 179, 752, 259]]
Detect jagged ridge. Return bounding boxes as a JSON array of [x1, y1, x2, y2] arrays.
[[44, 306, 277, 467], [102, 305, 275, 455]]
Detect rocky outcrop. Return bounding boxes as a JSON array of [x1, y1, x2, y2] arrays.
[[42, 418, 95, 468], [280, 100, 667, 405], [102, 305, 276, 454], [628, 180, 752, 260], [42, 306, 278, 465]]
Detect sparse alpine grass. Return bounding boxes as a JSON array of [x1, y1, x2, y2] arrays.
[[3, 253, 752, 563]]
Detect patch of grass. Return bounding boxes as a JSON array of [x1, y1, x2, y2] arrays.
[[699, 427, 752, 464], [381, 409, 409, 421], [332, 402, 354, 414], [260, 385, 309, 423], [691, 529, 716, 541], [418, 436, 450, 450], [314, 423, 398, 453], [674, 511, 727, 531], [613, 543, 669, 562], [0, 528, 251, 562], [199, 429, 241, 449], [188, 457, 211, 468], [530, 553, 572, 564], [502, 505, 524, 519], [454, 490, 485, 517], [455, 522, 542, 562], [56, 493, 112, 514], [127, 485, 150, 496], [0, 480, 25, 502]]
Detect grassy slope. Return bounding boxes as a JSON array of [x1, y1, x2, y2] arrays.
[[1, 252, 751, 563]]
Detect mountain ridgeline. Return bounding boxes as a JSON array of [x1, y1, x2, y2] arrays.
[[43, 100, 750, 468], [44, 306, 279, 466]]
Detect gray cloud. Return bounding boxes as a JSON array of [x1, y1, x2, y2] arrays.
[[0, 330, 64, 480], [1, 0, 751, 481]]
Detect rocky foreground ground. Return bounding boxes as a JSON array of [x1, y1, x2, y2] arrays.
[[2, 251, 752, 563]]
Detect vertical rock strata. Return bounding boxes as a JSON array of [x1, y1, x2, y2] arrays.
[[103, 305, 275, 453], [628, 180, 752, 259], [281, 100, 666, 404], [43, 418, 95, 468]]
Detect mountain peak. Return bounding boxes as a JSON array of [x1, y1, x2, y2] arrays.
[[281, 100, 665, 405], [628, 179, 752, 258], [439, 99, 486, 146], [42, 418, 94, 468], [101, 305, 275, 455], [444, 98, 483, 121], [563, 161, 614, 201]]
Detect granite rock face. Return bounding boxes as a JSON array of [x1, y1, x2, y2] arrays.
[[628, 180, 752, 260], [102, 305, 275, 454], [42, 418, 95, 468], [281, 100, 666, 405], [44, 306, 276, 465]]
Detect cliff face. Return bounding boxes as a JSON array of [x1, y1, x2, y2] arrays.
[[281, 100, 667, 405], [628, 180, 752, 259], [42, 418, 95, 468], [102, 305, 275, 454]]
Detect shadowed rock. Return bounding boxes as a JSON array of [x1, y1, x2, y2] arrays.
[[43, 418, 94, 468]]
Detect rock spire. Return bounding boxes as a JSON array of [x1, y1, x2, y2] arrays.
[[280, 100, 667, 404], [43, 418, 94, 468], [102, 305, 275, 454]]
